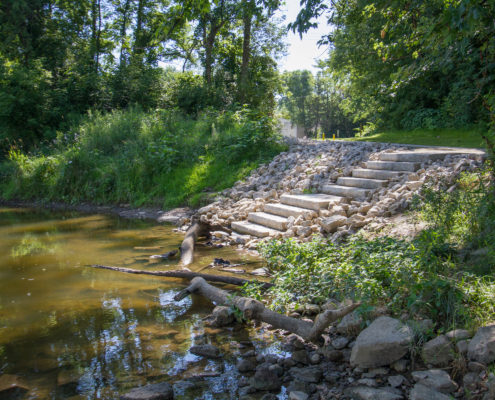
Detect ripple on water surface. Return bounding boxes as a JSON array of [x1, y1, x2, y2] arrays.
[[0, 207, 280, 399]]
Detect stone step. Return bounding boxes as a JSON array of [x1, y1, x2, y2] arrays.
[[365, 161, 419, 172], [281, 194, 344, 211], [379, 151, 450, 163], [321, 184, 371, 199], [231, 221, 278, 238], [352, 168, 405, 180], [248, 212, 288, 231], [337, 176, 388, 189], [264, 203, 310, 218]]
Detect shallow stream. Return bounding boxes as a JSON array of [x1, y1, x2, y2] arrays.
[[0, 207, 280, 399]]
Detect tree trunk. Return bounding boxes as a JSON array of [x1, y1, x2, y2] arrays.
[[175, 277, 360, 343], [119, 0, 131, 67], [239, 3, 253, 102], [89, 264, 273, 289]]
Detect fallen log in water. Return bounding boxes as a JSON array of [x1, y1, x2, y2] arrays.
[[180, 220, 210, 267], [174, 276, 360, 343], [89, 264, 273, 289]]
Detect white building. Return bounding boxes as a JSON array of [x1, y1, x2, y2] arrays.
[[279, 118, 305, 139]]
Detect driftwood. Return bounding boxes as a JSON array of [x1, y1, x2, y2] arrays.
[[90, 264, 273, 289], [180, 220, 210, 267], [175, 277, 360, 343]]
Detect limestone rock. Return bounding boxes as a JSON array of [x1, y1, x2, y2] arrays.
[[336, 311, 363, 336], [409, 383, 450, 400], [421, 335, 454, 367], [321, 215, 347, 233], [289, 391, 309, 400], [411, 370, 458, 393], [344, 386, 403, 400], [120, 383, 174, 400], [468, 324, 495, 364], [350, 316, 413, 368]]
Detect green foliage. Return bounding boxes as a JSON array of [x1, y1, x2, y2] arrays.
[[0, 107, 285, 208], [258, 233, 494, 330], [290, 0, 495, 150], [418, 168, 495, 272], [279, 69, 357, 137]]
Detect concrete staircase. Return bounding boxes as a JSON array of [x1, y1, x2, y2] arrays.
[[231, 148, 483, 238]]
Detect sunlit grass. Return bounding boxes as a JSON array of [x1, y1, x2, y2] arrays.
[[342, 127, 486, 148]]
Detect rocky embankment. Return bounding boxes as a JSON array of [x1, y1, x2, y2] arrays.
[[178, 140, 483, 249], [120, 304, 495, 400]]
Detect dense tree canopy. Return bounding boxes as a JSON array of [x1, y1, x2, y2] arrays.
[[0, 0, 286, 154], [290, 0, 495, 151]]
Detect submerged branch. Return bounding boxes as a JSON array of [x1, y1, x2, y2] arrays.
[[89, 264, 273, 289]]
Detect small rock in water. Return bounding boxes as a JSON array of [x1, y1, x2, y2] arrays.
[[213, 258, 230, 266], [120, 382, 174, 400], [149, 250, 178, 260], [289, 391, 309, 400], [0, 374, 29, 399], [189, 344, 221, 359]]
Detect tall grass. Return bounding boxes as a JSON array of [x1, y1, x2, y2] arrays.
[[0, 107, 286, 208]]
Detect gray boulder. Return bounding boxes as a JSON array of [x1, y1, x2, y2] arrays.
[[409, 383, 451, 400], [350, 316, 413, 368], [121, 383, 174, 400], [468, 324, 495, 364], [421, 335, 454, 367], [411, 369, 458, 393]]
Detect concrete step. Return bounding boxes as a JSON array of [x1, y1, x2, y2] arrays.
[[337, 176, 388, 189], [365, 161, 420, 172], [321, 184, 371, 199], [248, 212, 288, 231], [281, 194, 344, 211], [379, 151, 449, 163], [352, 168, 405, 180], [379, 148, 486, 163], [231, 221, 278, 238], [264, 203, 310, 218]]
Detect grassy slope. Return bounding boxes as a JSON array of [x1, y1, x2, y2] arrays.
[[0, 108, 286, 208], [342, 127, 486, 148]]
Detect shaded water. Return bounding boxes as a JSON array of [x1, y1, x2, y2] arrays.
[[0, 208, 279, 399]]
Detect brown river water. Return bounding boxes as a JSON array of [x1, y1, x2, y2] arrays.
[[0, 207, 283, 399]]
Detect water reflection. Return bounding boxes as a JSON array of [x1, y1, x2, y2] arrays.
[[0, 207, 274, 399]]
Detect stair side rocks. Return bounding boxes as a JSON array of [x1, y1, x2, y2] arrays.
[[350, 316, 413, 368]]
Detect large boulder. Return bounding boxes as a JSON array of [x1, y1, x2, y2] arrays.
[[468, 324, 495, 364], [120, 382, 174, 400], [350, 316, 413, 368], [421, 335, 454, 367]]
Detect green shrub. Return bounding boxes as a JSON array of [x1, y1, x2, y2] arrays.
[[0, 106, 286, 208]]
